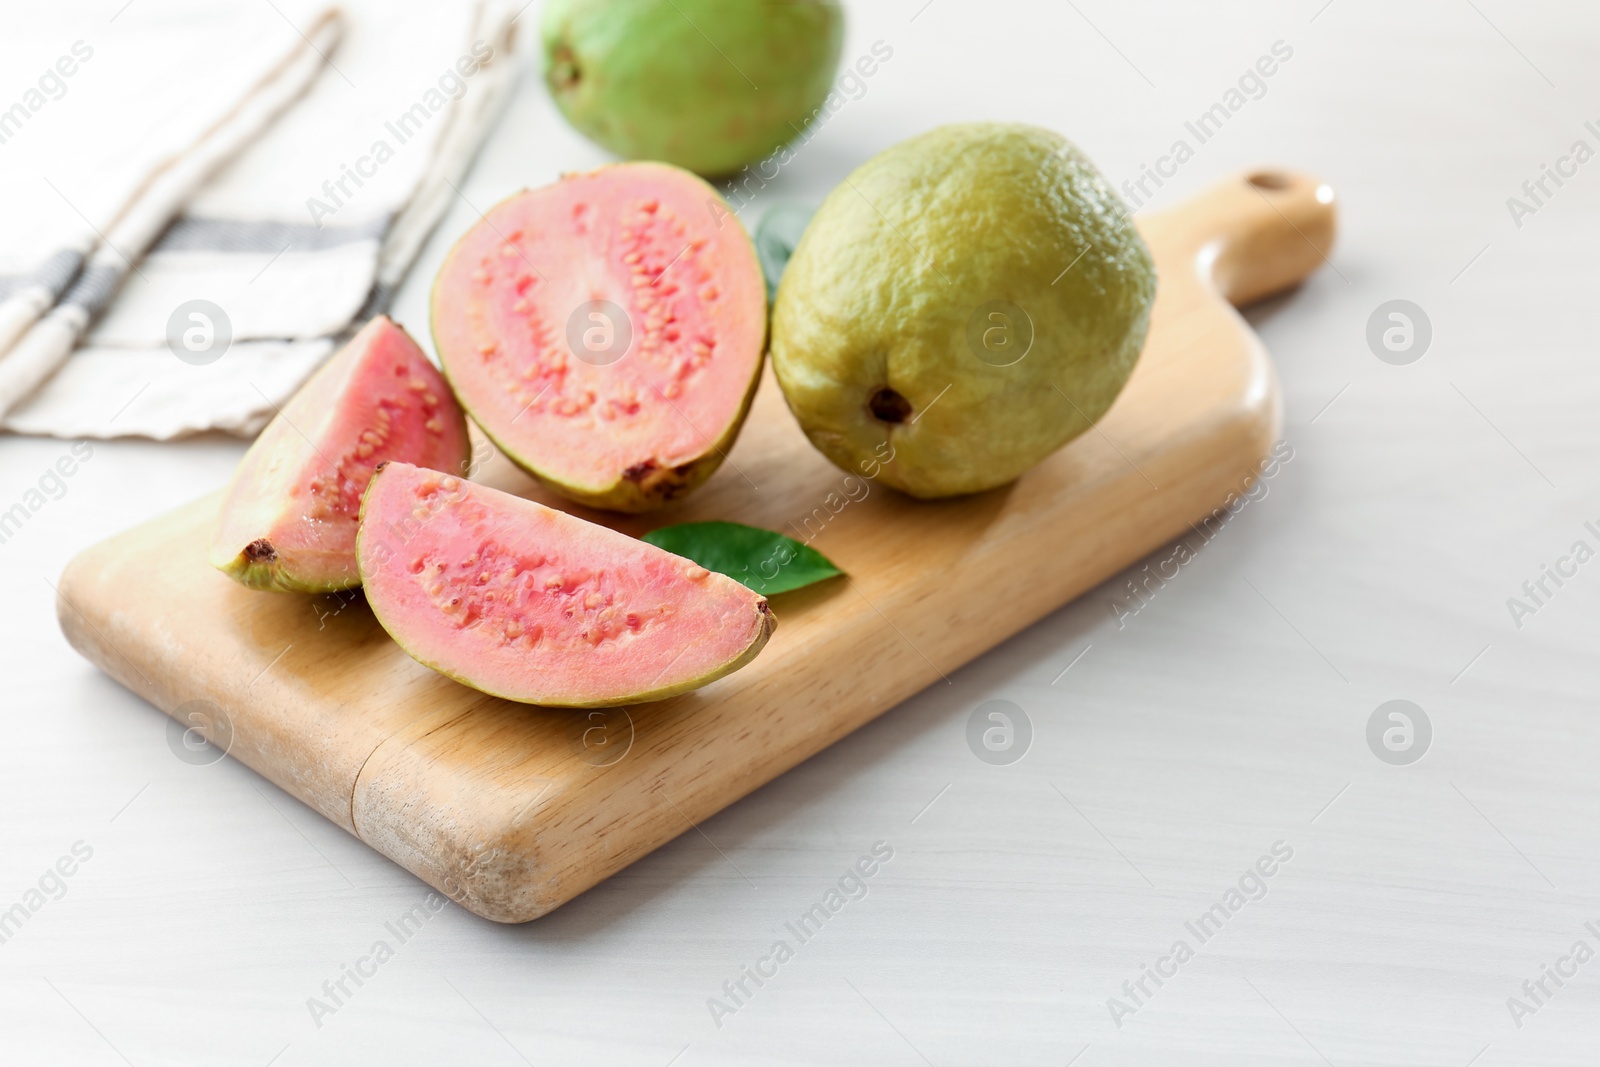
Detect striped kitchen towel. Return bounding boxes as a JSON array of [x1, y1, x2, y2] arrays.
[[0, 0, 521, 440]]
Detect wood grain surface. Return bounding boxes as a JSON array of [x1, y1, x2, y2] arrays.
[[53, 170, 1336, 923]]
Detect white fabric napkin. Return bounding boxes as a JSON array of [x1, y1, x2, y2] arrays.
[[0, 0, 522, 440]]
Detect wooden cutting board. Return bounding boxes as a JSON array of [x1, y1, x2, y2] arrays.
[[56, 170, 1336, 923]]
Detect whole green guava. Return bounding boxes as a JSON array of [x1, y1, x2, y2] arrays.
[[770, 122, 1157, 499], [542, 0, 845, 178]]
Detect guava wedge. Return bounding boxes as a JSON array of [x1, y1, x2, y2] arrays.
[[430, 162, 766, 513], [210, 316, 471, 593], [356, 462, 775, 707]]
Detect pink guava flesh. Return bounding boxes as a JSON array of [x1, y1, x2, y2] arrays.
[[430, 162, 766, 512], [357, 462, 774, 706], [210, 316, 471, 593]]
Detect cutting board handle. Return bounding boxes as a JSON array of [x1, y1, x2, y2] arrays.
[[1148, 168, 1338, 308]]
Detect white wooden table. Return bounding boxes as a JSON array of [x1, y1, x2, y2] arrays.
[[4, 1, 1598, 1063]]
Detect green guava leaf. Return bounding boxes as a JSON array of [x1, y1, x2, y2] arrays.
[[753, 203, 816, 302], [642, 521, 842, 596]]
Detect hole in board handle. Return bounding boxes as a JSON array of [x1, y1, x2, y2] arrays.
[[1247, 171, 1291, 191]]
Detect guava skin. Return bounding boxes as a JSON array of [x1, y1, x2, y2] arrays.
[[542, 0, 845, 177], [469, 375, 761, 516], [770, 123, 1158, 499]]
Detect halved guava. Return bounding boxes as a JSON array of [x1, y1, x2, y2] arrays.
[[430, 162, 767, 512], [356, 462, 774, 707], [210, 316, 471, 593]]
